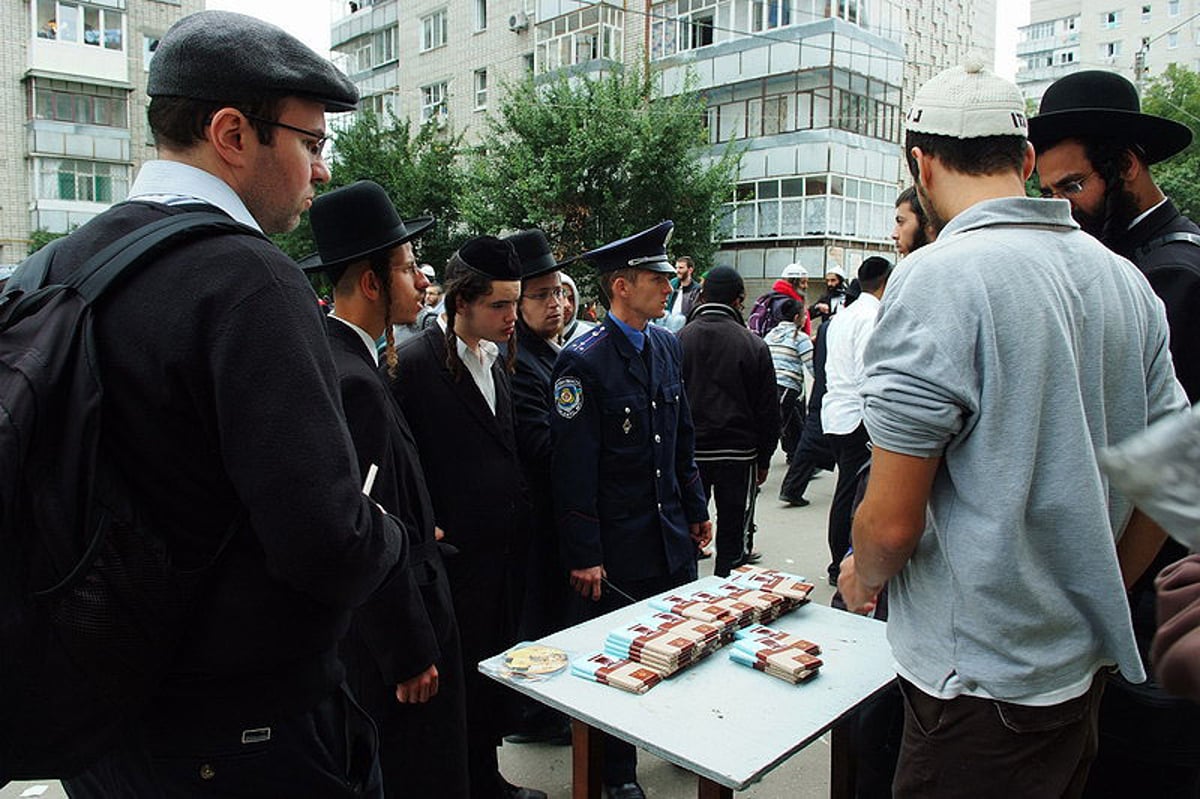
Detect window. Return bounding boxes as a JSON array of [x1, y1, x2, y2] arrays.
[[1169, 0, 1180, 15], [32, 81, 128, 127], [142, 34, 158, 70], [36, 158, 129, 203], [523, 52, 535, 73], [751, 0, 790, 32], [421, 82, 448, 124], [535, 4, 623, 72], [373, 26, 397, 65], [474, 69, 487, 109], [1101, 40, 1122, 57], [1168, 31, 1179, 47], [421, 9, 447, 51], [475, 0, 487, 30], [1102, 10, 1121, 28], [1058, 50, 1076, 64], [1142, 4, 1151, 21], [35, 0, 125, 51], [1066, 16, 1078, 30]]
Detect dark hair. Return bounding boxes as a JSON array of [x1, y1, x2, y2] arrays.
[[330, 249, 400, 375], [675, 255, 694, 269], [147, 94, 283, 150], [778, 298, 801, 320], [600, 268, 641, 302], [895, 186, 931, 251], [1081, 138, 1139, 239], [857, 256, 893, 294], [905, 132, 1027, 181], [442, 253, 517, 379]]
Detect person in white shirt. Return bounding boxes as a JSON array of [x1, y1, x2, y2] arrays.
[[819, 256, 893, 584]]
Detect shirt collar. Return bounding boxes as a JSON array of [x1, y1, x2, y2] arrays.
[[128, 160, 263, 232], [330, 314, 380, 367], [457, 336, 499, 369], [607, 311, 646, 353], [1127, 197, 1169, 231]]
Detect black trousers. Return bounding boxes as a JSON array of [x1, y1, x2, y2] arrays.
[[698, 459, 757, 578], [63, 685, 382, 798], [570, 565, 697, 786], [778, 386, 806, 458], [826, 424, 871, 580]]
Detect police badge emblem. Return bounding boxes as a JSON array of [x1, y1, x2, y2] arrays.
[[555, 376, 584, 418]]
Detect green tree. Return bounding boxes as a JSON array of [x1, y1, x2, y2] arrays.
[[28, 228, 71, 255], [461, 67, 741, 293], [1142, 64, 1200, 221], [273, 110, 465, 272]]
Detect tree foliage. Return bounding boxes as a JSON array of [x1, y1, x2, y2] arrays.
[[460, 67, 741, 292], [1142, 64, 1200, 222], [272, 110, 465, 271], [27, 228, 71, 255]]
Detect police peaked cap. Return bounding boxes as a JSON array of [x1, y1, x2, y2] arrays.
[[504, 229, 562, 281], [580, 221, 676, 275], [149, 11, 359, 112], [1029, 70, 1192, 165]]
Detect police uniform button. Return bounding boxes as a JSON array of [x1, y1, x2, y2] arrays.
[[654, 434, 661, 443], [656, 468, 662, 478], [657, 502, 662, 511], [625, 407, 630, 413], [652, 401, 657, 409], [200, 764, 216, 780]]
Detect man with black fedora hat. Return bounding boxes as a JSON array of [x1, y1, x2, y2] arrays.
[[302, 180, 470, 798], [550, 221, 712, 799], [389, 236, 545, 799], [499, 229, 576, 747], [56, 11, 409, 798], [678, 266, 779, 578], [1031, 69, 1200, 799]]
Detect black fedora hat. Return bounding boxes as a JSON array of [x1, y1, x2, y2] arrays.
[[302, 180, 434, 276], [1029, 70, 1192, 164], [503, 229, 561, 281]]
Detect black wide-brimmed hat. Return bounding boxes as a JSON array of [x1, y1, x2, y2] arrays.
[[302, 181, 434, 278], [1029, 70, 1193, 164], [503, 229, 561, 280]]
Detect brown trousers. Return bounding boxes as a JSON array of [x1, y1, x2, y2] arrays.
[[893, 673, 1105, 799]]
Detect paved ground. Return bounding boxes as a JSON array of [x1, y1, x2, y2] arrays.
[[3, 448, 844, 799]]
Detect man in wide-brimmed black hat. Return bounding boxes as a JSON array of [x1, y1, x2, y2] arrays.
[[1030, 69, 1200, 799], [302, 180, 470, 798]]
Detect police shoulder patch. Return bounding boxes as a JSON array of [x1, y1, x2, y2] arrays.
[[555, 376, 584, 418]]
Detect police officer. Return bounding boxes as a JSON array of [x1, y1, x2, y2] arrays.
[[550, 221, 712, 799]]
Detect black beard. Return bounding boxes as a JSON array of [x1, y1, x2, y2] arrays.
[[917, 184, 947, 236], [1075, 178, 1142, 244]]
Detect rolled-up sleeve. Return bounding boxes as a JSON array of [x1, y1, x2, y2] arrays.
[[861, 299, 975, 458]]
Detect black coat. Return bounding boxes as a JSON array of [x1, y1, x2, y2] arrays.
[[1109, 198, 1200, 403], [388, 325, 530, 748], [679, 303, 780, 469], [326, 318, 468, 798], [48, 201, 404, 724], [550, 316, 709, 584], [504, 320, 570, 639]]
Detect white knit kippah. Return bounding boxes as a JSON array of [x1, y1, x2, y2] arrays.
[[906, 55, 1028, 139]]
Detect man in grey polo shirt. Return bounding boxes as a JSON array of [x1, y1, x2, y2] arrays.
[[838, 59, 1187, 796]]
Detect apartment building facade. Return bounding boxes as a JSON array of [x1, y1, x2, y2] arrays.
[[0, 0, 201, 263], [1017, 0, 1200, 103], [330, 0, 994, 280]]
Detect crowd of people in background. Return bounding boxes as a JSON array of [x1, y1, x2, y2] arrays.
[[20, 7, 1200, 799]]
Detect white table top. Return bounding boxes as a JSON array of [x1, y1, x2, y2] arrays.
[[480, 576, 894, 790]]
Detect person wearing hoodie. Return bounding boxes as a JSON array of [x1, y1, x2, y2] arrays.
[[679, 267, 780, 577], [558, 271, 596, 344], [748, 262, 812, 337]]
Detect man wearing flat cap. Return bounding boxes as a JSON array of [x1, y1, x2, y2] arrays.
[[838, 59, 1186, 796], [303, 180, 469, 798], [389, 237, 545, 799], [1031, 69, 1200, 799], [550, 221, 712, 799], [54, 11, 406, 798]]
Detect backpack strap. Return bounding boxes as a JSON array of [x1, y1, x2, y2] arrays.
[[1134, 231, 1200, 261], [72, 211, 263, 305]]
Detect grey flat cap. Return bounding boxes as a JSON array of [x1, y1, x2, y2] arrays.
[[148, 11, 358, 112]]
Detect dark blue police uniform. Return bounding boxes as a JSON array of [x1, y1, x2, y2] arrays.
[[548, 222, 709, 792]]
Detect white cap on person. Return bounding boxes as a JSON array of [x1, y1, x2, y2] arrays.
[[905, 54, 1028, 139], [781, 263, 808, 279]]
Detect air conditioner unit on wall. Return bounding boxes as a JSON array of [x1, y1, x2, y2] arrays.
[[508, 11, 529, 31]]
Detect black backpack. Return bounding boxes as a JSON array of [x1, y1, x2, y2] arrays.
[[0, 210, 258, 780]]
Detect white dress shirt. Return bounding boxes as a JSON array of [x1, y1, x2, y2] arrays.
[[821, 292, 881, 436], [128, 160, 263, 232]]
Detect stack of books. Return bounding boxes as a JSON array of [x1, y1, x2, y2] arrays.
[[727, 565, 816, 605], [571, 651, 665, 694], [728, 624, 824, 684], [603, 612, 724, 676], [647, 592, 743, 632], [714, 584, 794, 624]]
